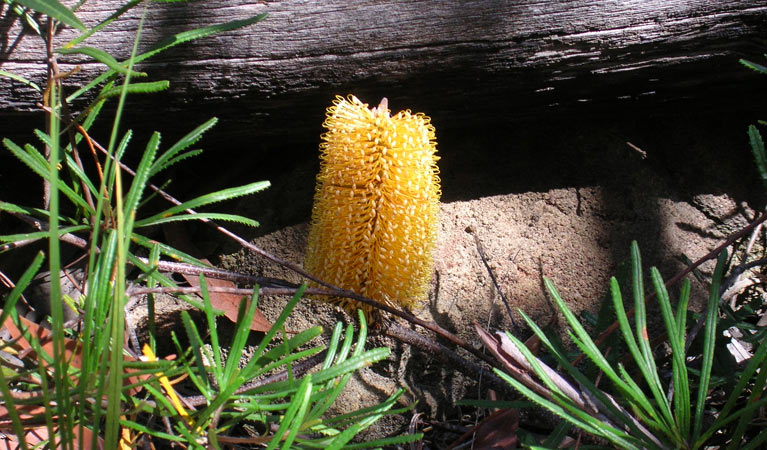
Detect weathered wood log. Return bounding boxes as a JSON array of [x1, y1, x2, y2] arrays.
[[1, 0, 766, 148]]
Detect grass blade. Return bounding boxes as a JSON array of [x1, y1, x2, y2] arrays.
[[692, 249, 727, 440], [200, 276, 223, 380], [44, 65, 75, 450], [630, 243, 674, 430], [651, 267, 690, 438], [222, 291, 260, 386]]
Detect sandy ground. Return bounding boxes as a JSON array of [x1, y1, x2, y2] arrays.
[[124, 110, 762, 441]]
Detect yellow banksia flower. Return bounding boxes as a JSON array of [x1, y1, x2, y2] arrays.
[[305, 94, 441, 320]]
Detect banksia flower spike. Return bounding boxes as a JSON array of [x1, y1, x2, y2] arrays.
[[305, 95, 441, 320]]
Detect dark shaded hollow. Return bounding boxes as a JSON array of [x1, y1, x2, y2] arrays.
[[1, 0, 765, 304]]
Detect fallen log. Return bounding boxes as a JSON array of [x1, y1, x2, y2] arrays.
[[0, 0, 765, 146]]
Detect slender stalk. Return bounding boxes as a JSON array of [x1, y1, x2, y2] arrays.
[[44, 17, 74, 450], [104, 4, 148, 447]]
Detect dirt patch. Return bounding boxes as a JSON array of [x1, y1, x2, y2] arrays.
[[214, 189, 753, 441]]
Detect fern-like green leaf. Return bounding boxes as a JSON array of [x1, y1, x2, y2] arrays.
[[651, 267, 690, 438], [151, 118, 218, 176], [268, 374, 312, 450], [115, 129, 133, 162], [123, 132, 160, 228], [250, 348, 390, 396], [740, 58, 767, 75], [134, 212, 259, 228], [136, 14, 268, 63], [0, 201, 53, 220], [63, 0, 142, 49], [97, 81, 170, 100], [152, 149, 203, 176], [137, 181, 270, 225], [492, 369, 639, 448]]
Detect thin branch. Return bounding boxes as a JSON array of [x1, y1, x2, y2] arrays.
[[132, 257, 297, 289], [386, 322, 512, 395]]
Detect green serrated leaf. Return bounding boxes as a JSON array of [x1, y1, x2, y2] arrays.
[[134, 212, 259, 228], [151, 118, 217, 176], [123, 132, 160, 227], [97, 81, 170, 100], [56, 46, 147, 77], [740, 58, 767, 75], [136, 14, 268, 63], [137, 181, 270, 225]]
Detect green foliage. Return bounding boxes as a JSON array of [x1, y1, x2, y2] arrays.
[[486, 242, 767, 449], [0, 1, 415, 448]]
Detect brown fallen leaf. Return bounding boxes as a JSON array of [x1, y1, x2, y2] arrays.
[[163, 223, 272, 332], [472, 408, 520, 449]]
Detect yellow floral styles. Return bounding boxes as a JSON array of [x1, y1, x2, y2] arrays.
[[305, 95, 441, 319]]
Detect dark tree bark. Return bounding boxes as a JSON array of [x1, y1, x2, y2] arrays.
[[1, 0, 766, 146]]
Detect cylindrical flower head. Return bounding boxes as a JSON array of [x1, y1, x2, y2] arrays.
[[305, 94, 441, 319]]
